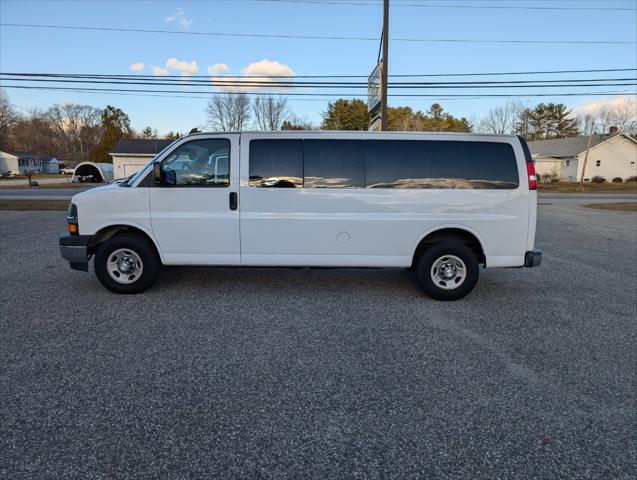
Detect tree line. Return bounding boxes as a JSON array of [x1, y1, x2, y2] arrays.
[[0, 96, 179, 164], [1, 90, 634, 166], [206, 93, 636, 138], [478, 100, 637, 138]]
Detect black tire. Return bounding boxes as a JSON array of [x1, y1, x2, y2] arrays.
[[94, 233, 160, 294], [415, 242, 479, 301]]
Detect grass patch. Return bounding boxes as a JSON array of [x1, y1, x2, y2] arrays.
[[539, 182, 637, 194], [584, 202, 637, 212], [0, 199, 68, 211], [0, 182, 79, 189]]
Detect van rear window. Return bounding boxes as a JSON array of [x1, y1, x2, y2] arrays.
[[249, 139, 519, 189], [365, 140, 518, 189]]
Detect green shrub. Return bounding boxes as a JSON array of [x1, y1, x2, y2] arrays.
[[591, 176, 606, 184], [612, 177, 623, 183]]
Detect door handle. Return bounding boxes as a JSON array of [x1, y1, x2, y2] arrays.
[[229, 191, 238, 211]]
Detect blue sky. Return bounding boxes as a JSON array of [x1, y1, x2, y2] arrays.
[[1, 0, 636, 134]]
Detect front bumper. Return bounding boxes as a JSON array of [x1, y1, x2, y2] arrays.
[[59, 235, 92, 271], [524, 249, 542, 267]]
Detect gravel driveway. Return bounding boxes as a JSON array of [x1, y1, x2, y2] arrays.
[[1, 204, 635, 479]]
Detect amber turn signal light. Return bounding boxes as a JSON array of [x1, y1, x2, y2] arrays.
[[68, 223, 78, 235]]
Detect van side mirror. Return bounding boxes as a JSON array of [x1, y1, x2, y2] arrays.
[[153, 162, 163, 184]]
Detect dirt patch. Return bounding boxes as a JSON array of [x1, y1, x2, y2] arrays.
[[0, 200, 68, 211], [584, 202, 637, 212], [539, 182, 637, 194]]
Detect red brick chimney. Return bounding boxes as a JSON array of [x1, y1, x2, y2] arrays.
[[609, 126, 618, 135]]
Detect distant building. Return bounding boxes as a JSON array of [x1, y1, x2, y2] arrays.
[[109, 139, 172, 179], [40, 155, 60, 174], [0, 151, 43, 174], [529, 133, 637, 182]]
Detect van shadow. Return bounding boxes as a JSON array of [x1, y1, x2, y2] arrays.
[[155, 266, 419, 298]]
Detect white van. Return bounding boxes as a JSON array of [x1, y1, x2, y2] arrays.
[[59, 131, 541, 300]]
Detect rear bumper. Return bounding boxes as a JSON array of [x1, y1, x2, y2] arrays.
[[524, 249, 542, 267], [59, 235, 92, 271]]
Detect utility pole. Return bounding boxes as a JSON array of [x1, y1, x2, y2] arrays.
[[577, 122, 595, 192], [380, 0, 389, 131]]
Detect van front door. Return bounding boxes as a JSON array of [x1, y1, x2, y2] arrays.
[[149, 134, 240, 265]]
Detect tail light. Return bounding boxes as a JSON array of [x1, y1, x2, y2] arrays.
[[527, 161, 537, 191], [517, 135, 537, 191]]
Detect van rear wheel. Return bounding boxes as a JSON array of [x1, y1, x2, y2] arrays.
[[94, 233, 160, 294], [415, 242, 479, 301]]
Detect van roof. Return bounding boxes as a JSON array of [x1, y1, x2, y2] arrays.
[[186, 130, 519, 139]]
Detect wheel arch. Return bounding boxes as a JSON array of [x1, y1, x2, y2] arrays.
[[411, 225, 486, 267], [88, 223, 163, 261]]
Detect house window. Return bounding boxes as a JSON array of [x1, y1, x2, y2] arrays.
[[565, 160, 570, 166], [596, 160, 601, 167]]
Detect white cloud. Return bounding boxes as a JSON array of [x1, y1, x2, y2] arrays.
[[130, 62, 145, 72], [241, 59, 295, 78], [165, 8, 192, 29], [211, 59, 296, 92], [208, 63, 230, 76], [151, 58, 199, 77], [570, 95, 636, 118], [166, 57, 199, 76]]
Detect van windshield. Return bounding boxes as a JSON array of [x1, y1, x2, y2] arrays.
[[123, 138, 181, 186]]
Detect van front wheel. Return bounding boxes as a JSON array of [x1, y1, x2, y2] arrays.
[[94, 233, 160, 294], [415, 242, 479, 301]]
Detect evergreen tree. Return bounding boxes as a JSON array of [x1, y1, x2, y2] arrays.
[[90, 106, 132, 162], [321, 99, 369, 130]]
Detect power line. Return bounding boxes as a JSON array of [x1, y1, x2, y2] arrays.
[[3, 73, 636, 85], [4, 84, 636, 99], [253, 0, 637, 10], [2, 76, 636, 89], [1, 24, 635, 45], [3, 68, 637, 80]]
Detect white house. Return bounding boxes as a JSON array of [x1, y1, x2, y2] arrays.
[[529, 133, 637, 183], [109, 139, 172, 179], [0, 151, 43, 174]]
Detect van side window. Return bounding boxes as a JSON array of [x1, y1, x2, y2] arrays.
[[162, 139, 230, 187], [365, 140, 519, 189], [249, 140, 303, 188], [304, 140, 365, 188]]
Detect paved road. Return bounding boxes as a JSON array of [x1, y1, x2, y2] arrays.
[[0, 186, 95, 200], [0, 205, 635, 479]]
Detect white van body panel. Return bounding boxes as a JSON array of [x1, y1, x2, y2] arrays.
[[74, 131, 535, 269], [74, 183, 154, 242]]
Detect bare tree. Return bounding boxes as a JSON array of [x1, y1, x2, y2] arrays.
[[480, 101, 523, 134], [253, 96, 291, 130], [0, 90, 18, 149], [206, 94, 251, 131], [597, 99, 637, 134], [8, 108, 57, 158], [140, 126, 158, 139], [47, 103, 101, 162], [282, 114, 315, 130]]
